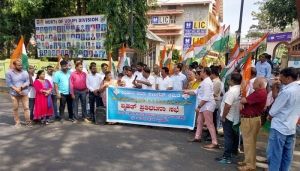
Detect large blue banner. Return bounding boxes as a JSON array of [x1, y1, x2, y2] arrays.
[[106, 87, 196, 130]]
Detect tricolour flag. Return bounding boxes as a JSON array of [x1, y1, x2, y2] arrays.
[[10, 36, 28, 70], [211, 25, 230, 53], [21, 43, 29, 71], [163, 44, 173, 67], [160, 45, 167, 68], [117, 44, 126, 72], [229, 43, 240, 62], [183, 45, 194, 61], [241, 52, 252, 97]]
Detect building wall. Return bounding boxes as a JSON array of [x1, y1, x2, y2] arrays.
[[148, 3, 210, 52]]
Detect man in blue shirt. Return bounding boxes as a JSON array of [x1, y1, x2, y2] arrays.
[[255, 54, 272, 80], [54, 60, 74, 121], [267, 67, 300, 171], [5, 60, 31, 127]]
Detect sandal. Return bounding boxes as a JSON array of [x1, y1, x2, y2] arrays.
[[187, 138, 202, 143], [203, 144, 219, 149], [237, 165, 255, 171]]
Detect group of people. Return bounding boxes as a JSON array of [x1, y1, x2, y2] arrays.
[[5, 52, 300, 171]]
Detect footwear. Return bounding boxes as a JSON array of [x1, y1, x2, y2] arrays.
[[203, 144, 219, 149], [187, 138, 202, 143], [237, 165, 255, 171], [14, 123, 21, 128], [217, 157, 232, 164], [26, 122, 33, 128], [84, 118, 91, 123], [69, 119, 77, 123], [237, 161, 246, 166]]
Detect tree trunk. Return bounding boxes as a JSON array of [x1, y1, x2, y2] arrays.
[[77, 0, 81, 15], [82, 0, 87, 15]]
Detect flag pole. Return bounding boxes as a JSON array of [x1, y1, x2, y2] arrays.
[[236, 0, 244, 46]]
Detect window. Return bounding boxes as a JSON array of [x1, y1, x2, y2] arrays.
[[166, 36, 175, 45], [168, 5, 176, 9], [169, 16, 176, 24]]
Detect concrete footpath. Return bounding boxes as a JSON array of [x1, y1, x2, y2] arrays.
[[0, 91, 299, 171]]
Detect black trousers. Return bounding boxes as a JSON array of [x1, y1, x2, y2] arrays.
[[89, 91, 102, 122], [222, 118, 239, 158], [59, 94, 74, 119]]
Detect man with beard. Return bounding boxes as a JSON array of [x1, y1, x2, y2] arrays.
[[6, 60, 32, 127]]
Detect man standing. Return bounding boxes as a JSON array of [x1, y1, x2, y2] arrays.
[[187, 67, 218, 149], [120, 67, 135, 88], [255, 54, 272, 80], [216, 73, 242, 164], [133, 62, 144, 80], [238, 77, 267, 171], [86, 64, 102, 123], [152, 64, 160, 85], [156, 67, 173, 90], [133, 67, 155, 90], [267, 67, 300, 171], [45, 65, 58, 120], [70, 62, 89, 122], [6, 60, 31, 127], [171, 63, 187, 90], [210, 66, 222, 132], [99, 63, 108, 79], [54, 60, 73, 121], [27, 65, 36, 120]]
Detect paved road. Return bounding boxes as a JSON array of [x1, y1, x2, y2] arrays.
[[0, 92, 299, 171]]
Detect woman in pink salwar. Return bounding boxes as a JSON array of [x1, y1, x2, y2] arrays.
[[33, 70, 53, 124]]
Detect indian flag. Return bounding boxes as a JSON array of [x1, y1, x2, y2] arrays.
[[211, 25, 230, 52], [163, 44, 173, 67], [21, 43, 29, 71], [183, 46, 194, 61], [10, 36, 29, 70]]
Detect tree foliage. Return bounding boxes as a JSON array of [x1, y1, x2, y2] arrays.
[[250, 0, 297, 32], [0, 0, 149, 58]]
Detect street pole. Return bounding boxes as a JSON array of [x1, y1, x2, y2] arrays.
[[236, 0, 244, 46]]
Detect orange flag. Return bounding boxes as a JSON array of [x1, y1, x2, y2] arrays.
[[10, 36, 24, 68], [160, 45, 167, 68], [241, 53, 252, 97], [117, 43, 126, 70]]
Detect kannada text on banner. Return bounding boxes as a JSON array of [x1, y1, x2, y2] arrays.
[[107, 87, 196, 130], [35, 15, 107, 59]]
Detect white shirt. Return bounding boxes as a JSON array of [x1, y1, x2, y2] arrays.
[[194, 77, 216, 112], [170, 72, 187, 90], [28, 74, 36, 98], [220, 85, 241, 125], [134, 71, 143, 80], [86, 73, 102, 92], [156, 76, 173, 90], [139, 75, 155, 90], [247, 77, 256, 96], [121, 75, 135, 88], [99, 71, 105, 80], [45, 73, 55, 95]]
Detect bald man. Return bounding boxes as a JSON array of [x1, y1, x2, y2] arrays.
[[238, 77, 268, 171]]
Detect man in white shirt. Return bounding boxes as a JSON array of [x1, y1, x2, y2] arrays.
[[99, 63, 108, 80], [210, 66, 222, 131], [27, 65, 36, 120], [121, 67, 135, 88], [45, 65, 59, 119], [86, 64, 103, 123], [156, 67, 173, 90], [216, 72, 242, 164], [133, 62, 144, 80], [152, 64, 160, 86], [134, 67, 155, 90], [171, 63, 187, 90]]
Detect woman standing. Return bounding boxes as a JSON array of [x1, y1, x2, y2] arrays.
[[186, 70, 201, 90], [33, 70, 53, 124], [99, 71, 116, 107]]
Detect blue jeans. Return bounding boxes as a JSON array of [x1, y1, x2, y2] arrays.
[[267, 128, 295, 171], [51, 94, 58, 118], [73, 90, 87, 119], [222, 118, 239, 158]]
